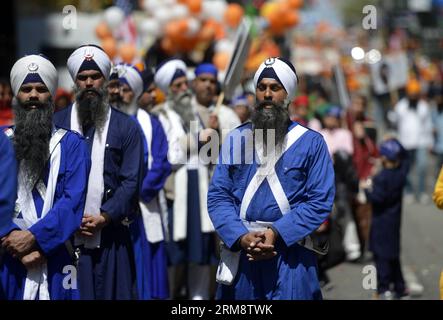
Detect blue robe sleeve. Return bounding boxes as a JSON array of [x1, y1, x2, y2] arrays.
[[365, 173, 391, 205], [273, 134, 335, 247], [140, 116, 171, 203], [101, 121, 144, 221], [28, 133, 91, 256], [207, 137, 249, 250], [0, 133, 18, 238]]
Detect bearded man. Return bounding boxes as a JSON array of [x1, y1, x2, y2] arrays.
[[207, 57, 335, 300], [0, 54, 90, 300], [117, 63, 171, 300], [53, 45, 144, 300], [152, 59, 218, 300]]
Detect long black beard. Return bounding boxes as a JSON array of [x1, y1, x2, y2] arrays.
[[169, 89, 195, 131], [13, 98, 53, 184], [74, 86, 109, 131], [252, 100, 291, 148]]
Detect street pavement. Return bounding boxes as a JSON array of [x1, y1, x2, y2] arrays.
[[322, 196, 443, 300]]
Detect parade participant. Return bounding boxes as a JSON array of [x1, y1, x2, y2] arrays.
[[363, 138, 410, 299], [54, 45, 144, 299], [153, 59, 217, 300], [117, 63, 170, 300], [138, 69, 157, 112], [191, 63, 240, 142], [231, 95, 251, 124], [107, 65, 122, 108], [0, 131, 16, 237], [1, 54, 90, 300], [207, 57, 335, 300]]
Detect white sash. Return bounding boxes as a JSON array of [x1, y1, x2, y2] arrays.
[[137, 109, 165, 243], [216, 125, 308, 286], [71, 102, 111, 249], [14, 129, 67, 300], [240, 125, 308, 220]]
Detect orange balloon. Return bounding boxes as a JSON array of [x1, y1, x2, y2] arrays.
[[213, 52, 230, 71], [166, 20, 189, 42], [187, 0, 202, 14], [101, 37, 117, 59], [119, 43, 136, 63], [224, 4, 244, 28], [286, 0, 304, 9], [285, 11, 300, 27], [96, 22, 112, 39], [134, 62, 145, 72], [160, 37, 177, 55], [268, 10, 286, 35]]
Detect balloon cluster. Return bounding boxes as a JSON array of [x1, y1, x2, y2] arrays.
[[96, 6, 136, 63], [260, 0, 302, 36], [95, 0, 302, 70]]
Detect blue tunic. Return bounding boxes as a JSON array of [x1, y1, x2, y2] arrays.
[[131, 113, 171, 300], [207, 122, 335, 300], [0, 128, 90, 300], [366, 152, 409, 259], [0, 132, 17, 239], [54, 105, 145, 300]]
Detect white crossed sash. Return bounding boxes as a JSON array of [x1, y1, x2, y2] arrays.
[[14, 128, 67, 300], [216, 125, 308, 286], [240, 125, 308, 220]]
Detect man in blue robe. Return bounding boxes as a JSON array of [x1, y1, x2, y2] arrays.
[[1, 54, 90, 300], [0, 132, 17, 240], [207, 57, 335, 300], [117, 63, 171, 299], [54, 45, 144, 300], [152, 59, 218, 300]]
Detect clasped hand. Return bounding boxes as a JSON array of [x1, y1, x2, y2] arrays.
[[240, 229, 277, 262]]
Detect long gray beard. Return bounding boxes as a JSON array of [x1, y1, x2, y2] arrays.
[[252, 100, 291, 149], [74, 85, 109, 131], [169, 89, 195, 131], [13, 98, 54, 185], [120, 100, 138, 116]]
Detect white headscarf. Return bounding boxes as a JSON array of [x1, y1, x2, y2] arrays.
[[253, 57, 298, 102], [117, 64, 144, 99], [67, 45, 111, 81], [154, 59, 187, 94], [10, 55, 58, 97]]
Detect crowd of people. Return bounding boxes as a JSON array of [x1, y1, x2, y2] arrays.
[[0, 36, 442, 300]]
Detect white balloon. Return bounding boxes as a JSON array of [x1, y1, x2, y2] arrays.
[[143, 0, 166, 14], [202, 0, 227, 22], [215, 39, 233, 53], [154, 7, 173, 25], [139, 19, 162, 37], [186, 17, 201, 36], [162, 0, 177, 6], [171, 4, 189, 19], [104, 6, 125, 30]]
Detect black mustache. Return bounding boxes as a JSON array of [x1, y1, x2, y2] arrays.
[[80, 88, 103, 98], [22, 100, 47, 109]]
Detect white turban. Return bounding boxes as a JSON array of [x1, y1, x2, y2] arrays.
[[118, 64, 144, 99], [67, 45, 111, 81], [154, 59, 187, 94], [253, 57, 298, 102], [10, 55, 58, 97]]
